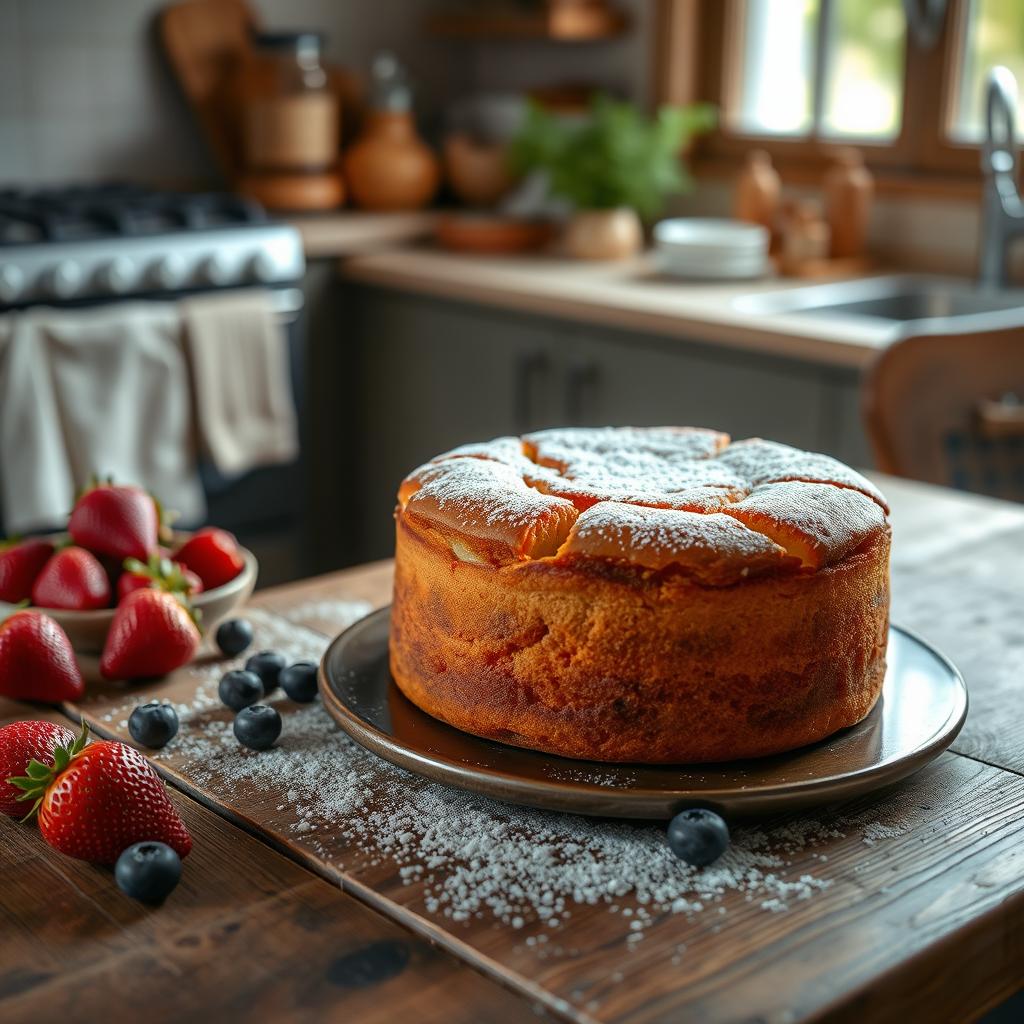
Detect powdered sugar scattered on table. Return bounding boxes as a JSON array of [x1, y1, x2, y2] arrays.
[[131, 613, 920, 941], [271, 599, 374, 631]]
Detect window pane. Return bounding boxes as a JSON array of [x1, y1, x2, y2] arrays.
[[952, 0, 1024, 142], [820, 0, 906, 138], [733, 0, 819, 136]]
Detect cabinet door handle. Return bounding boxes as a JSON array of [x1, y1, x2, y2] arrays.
[[565, 360, 599, 425], [515, 351, 549, 432]]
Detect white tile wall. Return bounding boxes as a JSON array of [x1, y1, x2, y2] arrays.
[[0, 0, 216, 185], [0, 0, 651, 189]]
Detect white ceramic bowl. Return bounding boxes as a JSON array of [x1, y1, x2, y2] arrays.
[[0, 542, 258, 656], [655, 251, 768, 281], [653, 217, 770, 281], [654, 217, 770, 254]]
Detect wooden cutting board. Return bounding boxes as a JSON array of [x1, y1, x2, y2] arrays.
[[159, 0, 255, 179]]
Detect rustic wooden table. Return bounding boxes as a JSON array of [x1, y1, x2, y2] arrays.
[[3, 474, 1024, 1023]]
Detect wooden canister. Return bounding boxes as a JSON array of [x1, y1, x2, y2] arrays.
[[824, 148, 874, 260]]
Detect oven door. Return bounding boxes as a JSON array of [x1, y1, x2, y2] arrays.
[[0, 285, 308, 584]]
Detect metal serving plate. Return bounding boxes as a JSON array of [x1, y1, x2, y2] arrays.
[[319, 607, 967, 820]]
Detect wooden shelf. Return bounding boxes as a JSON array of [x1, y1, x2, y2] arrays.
[[427, 6, 628, 41]]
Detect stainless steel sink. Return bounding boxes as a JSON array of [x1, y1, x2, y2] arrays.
[[733, 274, 1024, 325]]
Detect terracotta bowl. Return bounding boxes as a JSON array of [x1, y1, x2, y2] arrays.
[[434, 214, 555, 254], [0, 544, 258, 656]]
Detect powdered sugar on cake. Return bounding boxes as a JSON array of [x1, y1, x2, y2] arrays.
[[711, 438, 888, 511], [408, 427, 889, 569], [528, 426, 729, 462], [724, 481, 887, 569], [403, 456, 578, 558], [564, 502, 795, 582]]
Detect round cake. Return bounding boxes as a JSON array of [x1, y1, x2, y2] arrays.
[[389, 427, 890, 764]]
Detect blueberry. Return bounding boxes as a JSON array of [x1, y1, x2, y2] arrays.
[[114, 841, 182, 904], [233, 704, 282, 751], [218, 669, 263, 712], [216, 618, 253, 658], [279, 661, 319, 703], [245, 650, 286, 695], [128, 702, 179, 749], [667, 808, 730, 867]]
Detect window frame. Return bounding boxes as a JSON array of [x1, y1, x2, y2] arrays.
[[659, 0, 993, 190]]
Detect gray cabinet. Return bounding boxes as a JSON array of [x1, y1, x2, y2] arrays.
[[338, 282, 870, 561], [350, 287, 567, 556], [554, 326, 827, 448]]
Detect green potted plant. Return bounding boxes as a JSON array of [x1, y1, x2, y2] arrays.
[[510, 95, 715, 259]]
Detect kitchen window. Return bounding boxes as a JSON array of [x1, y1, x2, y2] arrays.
[[732, 0, 906, 141], [671, 0, 1024, 185]]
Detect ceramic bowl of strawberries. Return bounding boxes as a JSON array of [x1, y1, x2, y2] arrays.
[[0, 481, 257, 677]]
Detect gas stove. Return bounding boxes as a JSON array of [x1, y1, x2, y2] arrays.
[[0, 184, 304, 310]]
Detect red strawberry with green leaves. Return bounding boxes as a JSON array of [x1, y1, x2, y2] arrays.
[[117, 554, 203, 603], [0, 539, 55, 604], [31, 547, 111, 610], [0, 610, 85, 703], [175, 528, 244, 591], [100, 589, 200, 681], [0, 720, 76, 816], [68, 480, 158, 562], [7, 722, 192, 863]]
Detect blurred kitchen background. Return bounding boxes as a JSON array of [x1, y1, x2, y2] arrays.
[[2, 0, 1023, 586]]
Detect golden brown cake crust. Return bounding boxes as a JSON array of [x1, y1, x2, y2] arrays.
[[389, 427, 891, 764]]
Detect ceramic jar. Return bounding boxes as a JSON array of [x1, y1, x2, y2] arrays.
[[343, 111, 440, 211], [564, 207, 643, 260]]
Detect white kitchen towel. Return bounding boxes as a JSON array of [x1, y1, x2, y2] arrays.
[[0, 302, 207, 534], [180, 290, 299, 478]]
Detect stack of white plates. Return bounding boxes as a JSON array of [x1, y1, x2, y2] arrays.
[[653, 218, 769, 280]]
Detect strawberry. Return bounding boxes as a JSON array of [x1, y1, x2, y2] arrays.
[[0, 720, 76, 816], [0, 539, 55, 603], [68, 480, 158, 562], [117, 554, 203, 603], [31, 547, 111, 610], [0, 611, 85, 703], [100, 589, 200, 681], [175, 528, 244, 591], [7, 722, 192, 863]]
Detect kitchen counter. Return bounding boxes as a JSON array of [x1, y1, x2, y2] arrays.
[[287, 211, 438, 259], [340, 247, 903, 370]]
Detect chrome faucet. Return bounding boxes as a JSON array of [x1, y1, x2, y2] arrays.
[[979, 66, 1024, 288]]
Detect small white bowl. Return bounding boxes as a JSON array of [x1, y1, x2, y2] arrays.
[[654, 217, 770, 254], [654, 217, 770, 281]]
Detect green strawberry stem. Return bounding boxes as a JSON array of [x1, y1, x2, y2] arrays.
[[152, 494, 180, 545], [71, 472, 114, 507], [122, 553, 200, 603], [7, 720, 89, 822]]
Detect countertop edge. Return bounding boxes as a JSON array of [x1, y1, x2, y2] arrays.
[[339, 251, 884, 372], [288, 212, 440, 259]]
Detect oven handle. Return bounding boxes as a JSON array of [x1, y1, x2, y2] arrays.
[[269, 287, 304, 324]]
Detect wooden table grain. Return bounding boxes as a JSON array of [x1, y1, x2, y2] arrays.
[[3, 474, 1024, 1023], [0, 703, 542, 1024]]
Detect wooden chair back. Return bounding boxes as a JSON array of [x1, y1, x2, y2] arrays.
[[863, 324, 1024, 501]]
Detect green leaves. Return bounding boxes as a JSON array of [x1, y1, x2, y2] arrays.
[[509, 95, 716, 221]]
